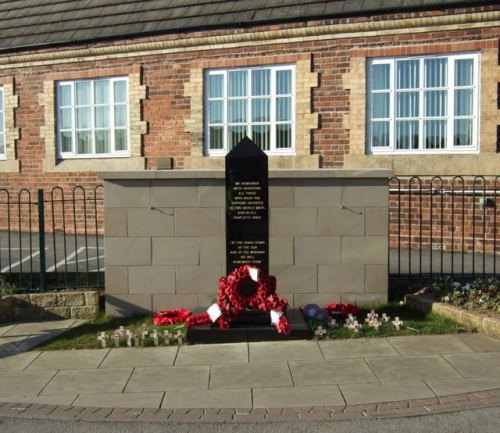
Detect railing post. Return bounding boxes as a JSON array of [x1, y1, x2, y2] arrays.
[[38, 189, 47, 292]]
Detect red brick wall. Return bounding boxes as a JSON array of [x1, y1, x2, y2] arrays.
[[0, 5, 498, 239], [389, 177, 500, 255]]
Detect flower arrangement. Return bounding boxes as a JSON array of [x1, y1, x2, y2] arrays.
[[153, 265, 291, 335], [428, 277, 499, 317]]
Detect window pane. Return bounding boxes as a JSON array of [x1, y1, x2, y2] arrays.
[[229, 125, 246, 149], [228, 99, 246, 123], [58, 85, 72, 107], [371, 122, 389, 147], [397, 92, 419, 118], [114, 80, 127, 103], [454, 89, 472, 116], [396, 121, 419, 149], [77, 131, 92, 154], [114, 105, 127, 127], [373, 93, 389, 118], [94, 80, 109, 104], [424, 120, 446, 149], [209, 126, 224, 150], [60, 132, 72, 153], [0, 134, 5, 154], [397, 60, 419, 89], [229, 71, 247, 97], [425, 91, 447, 117], [95, 130, 111, 154], [425, 58, 447, 88], [76, 81, 91, 105], [276, 70, 292, 94], [455, 59, 473, 86], [252, 98, 270, 122], [454, 119, 472, 146], [95, 106, 110, 128], [372, 64, 390, 90], [209, 101, 223, 123], [59, 108, 72, 129], [276, 124, 291, 149], [77, 107, 92, 128], [251, 69, 270, 96], [114, 129, 127, 151], [276, 97, 291, 121], [252, 124, 270, 151], [208, 74, 224, 98]]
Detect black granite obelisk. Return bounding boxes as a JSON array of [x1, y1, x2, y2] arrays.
[[225, 137, 269, 276]]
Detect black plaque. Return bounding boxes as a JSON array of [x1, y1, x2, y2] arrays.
[[225, 137, 269, 275]]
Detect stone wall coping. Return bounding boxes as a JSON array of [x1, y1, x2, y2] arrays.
[[100, 168, 393, 181]]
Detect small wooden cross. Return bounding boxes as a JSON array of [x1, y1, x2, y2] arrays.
[[393, 316, 404, 330], [97, 332, 109, 348], [328, 317, 338, 329], [112, 332, 121, 348], [381, 313, 390, 323], [126, 330, 133, 347], [314, 325, 327, 339], [175, 330, 184, 345], [163, 330, 172, 346], [152, 329, 160, 346]]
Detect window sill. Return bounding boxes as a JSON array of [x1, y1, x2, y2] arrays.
[[43, 156, 145, 173], [0, 159, 20, 173]]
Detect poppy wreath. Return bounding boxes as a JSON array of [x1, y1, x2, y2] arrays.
[[324, 303, 362, 318], [153, 265, 291, 335], [212, 265, 291, 335]]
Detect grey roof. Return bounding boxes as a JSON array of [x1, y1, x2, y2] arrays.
[[0, 0, 494, 53]]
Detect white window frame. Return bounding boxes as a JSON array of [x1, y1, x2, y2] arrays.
[[56, 76, 130, 158], [0, 87, 5, 160], [204, 64, 295, 155], [367, 52, 480, 154]]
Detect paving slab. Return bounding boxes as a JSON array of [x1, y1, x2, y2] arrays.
[[0, 394, 77, 405], [0, 370, 57, 397], [125, 365, 210, 392], [387, 335, 474, 356], [319, 338, 399, 359], [443, 353, 500, 378], [74, 392, 164, 409], [175, 343, 248, 365], [162, 388, 252, 409], [249, 340, 324, 363], [41, 368, 133, 395], [99, 347, 178, 368], [426, 378, 500, 396], [340, 380, 436, 405], [366, 355, 463, 381], [0, 351, 41, 370], [253, 384, 344, 408], [289, 359, 378, 386], [27, 349, 109, 370], [210, 362, 293, 389], [0, 324, 17, 336], [455, 333, 500, 352]]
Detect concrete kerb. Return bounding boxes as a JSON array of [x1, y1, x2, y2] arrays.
[[405, 294, 500, 339], [0, 388, 500, 422]]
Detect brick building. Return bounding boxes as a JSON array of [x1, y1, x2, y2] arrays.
[[0, 0, 497, 187]]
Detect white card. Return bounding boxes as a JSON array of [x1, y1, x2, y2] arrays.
[[207, 303, 222, 322], [249, 267, 259, 282], [270, 309, 283, 325]]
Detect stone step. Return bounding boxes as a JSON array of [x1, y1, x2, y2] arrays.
[[188, 309, 310, 344]]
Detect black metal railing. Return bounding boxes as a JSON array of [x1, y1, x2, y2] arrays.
[[389, 175, 499, 280], [0, 186, 104, 292]]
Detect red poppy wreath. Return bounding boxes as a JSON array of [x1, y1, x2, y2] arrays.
[[153, 265, 291, 335]]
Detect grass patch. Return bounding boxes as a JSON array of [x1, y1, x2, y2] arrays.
[[308, 303, 473, 340], [33, 312, 187, 351], [32, 303, 473, 350]]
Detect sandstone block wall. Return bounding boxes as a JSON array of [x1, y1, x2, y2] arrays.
[[102, 169, 391, 316]]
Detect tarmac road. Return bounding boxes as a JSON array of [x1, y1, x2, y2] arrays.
[[0, 406, 499, 433]]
